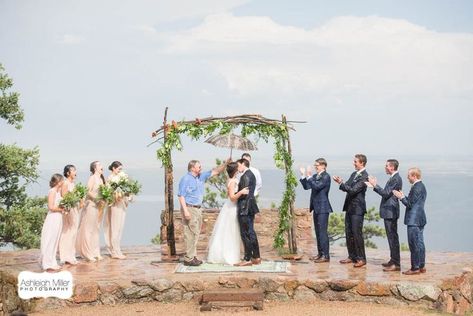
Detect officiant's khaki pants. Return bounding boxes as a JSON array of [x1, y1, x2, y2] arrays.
[[183, 206, 202, 261]]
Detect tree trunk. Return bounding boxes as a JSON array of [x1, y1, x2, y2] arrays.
[[163, 107, 176, 256], [282, 114, 298, 254]]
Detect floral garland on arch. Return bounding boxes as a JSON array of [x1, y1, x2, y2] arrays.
[[150, 114, 302, 253]]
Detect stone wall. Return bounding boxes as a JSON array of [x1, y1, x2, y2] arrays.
[[160, 208, 315, 256], [2, 269, 472, 315]]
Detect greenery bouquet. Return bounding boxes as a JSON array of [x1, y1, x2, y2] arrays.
[[59, 183, 88, 214], [97, 183, 114, 206], [108, 171, 141, 202]]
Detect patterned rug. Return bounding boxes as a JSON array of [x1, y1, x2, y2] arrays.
[[174, 261, 290, 273]]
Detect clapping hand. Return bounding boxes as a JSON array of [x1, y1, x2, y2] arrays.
[[299, 167, 306, 177], [306, 165, 313, 177], [366, 175, 376, 188], [240, 187, 249, 195], [392, 190, 404, 199], [333, 175, 343, 184]]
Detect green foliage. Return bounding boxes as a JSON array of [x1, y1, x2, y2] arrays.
[[109, 176, 142, 196], [156, 118, 297, 252], [59, 183, 87, 211], [400, 242, 410, 251], [0, 64, 24, 129], [327, 207, 386, 248], [0, 63, 44, 250], [151, 233, 161, 245], [97, 184, 114, 205], [0, 143, 40, 211], [74, 183, 87, 200], [0, 197, 47, 249]]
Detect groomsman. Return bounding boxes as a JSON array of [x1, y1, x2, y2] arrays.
[[300, 158, 333, 263], [393, 167, 427, 275], [368, 159, 402, 272], [333, 154, 369, 268]]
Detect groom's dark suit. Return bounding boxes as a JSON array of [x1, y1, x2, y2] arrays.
[[237, 169, 260, 261]]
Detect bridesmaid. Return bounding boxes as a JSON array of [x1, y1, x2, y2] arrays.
[[104, 161, 128, 259], [40, 174, 65, 272], [59, 165, 80, 265], [76, 161, 105, 262]]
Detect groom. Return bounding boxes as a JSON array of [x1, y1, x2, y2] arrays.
[[235, 158, 261, 266]]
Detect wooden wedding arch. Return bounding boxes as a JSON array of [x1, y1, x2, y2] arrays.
[[150, 107, 304, 256]]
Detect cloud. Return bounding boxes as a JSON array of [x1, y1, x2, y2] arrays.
[[61, 34, 85, 44], [159, 14, 473, 100]]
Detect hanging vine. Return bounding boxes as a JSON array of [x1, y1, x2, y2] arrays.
[[150, 114, 303, 252]]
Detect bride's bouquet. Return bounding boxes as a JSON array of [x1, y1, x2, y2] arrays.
[[59, 183, 88, 214]]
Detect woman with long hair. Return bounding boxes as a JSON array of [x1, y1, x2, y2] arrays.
[[104, 161, 128, 259], [207, 162, 248, 265], [58, 165, 81, 265], [40, 174, 65, 272], [76, 161, 106, 262]]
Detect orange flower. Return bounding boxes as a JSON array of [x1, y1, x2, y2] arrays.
[[195, 118, 202, 125], [172, 120, 178, 129]]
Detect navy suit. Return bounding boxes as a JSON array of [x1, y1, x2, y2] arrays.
[[300, 171, 332, 258], [237, 169, 260, 261], [373, 172, 402, 266], [401, 181, 427, 270], [339, 169, 369, 261]]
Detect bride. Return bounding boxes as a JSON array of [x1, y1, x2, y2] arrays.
[[207, 162, 249, 265]]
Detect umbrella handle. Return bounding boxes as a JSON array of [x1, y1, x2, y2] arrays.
[[230, 147, 233, 160]]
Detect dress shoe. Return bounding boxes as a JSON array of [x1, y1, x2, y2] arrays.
[[353, 260, 367, 268], [234, 260, 253, 267], [383, 264, 401, 272], [309, 255, 322, 261], [381, 260, 393, 267], [194, 257, 203, 265], [339, 258, 354, 264], [251, 258, 262, 265], [420, 267, 427, 273], [314, 257, 330, 263], [183, 258, 201, 266], [402, 269, 421, 275]]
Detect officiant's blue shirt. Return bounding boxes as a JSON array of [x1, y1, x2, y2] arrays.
[[178, 171, 212, 205]]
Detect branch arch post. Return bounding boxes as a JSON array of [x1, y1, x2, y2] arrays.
[[150, 109, 304, 256]]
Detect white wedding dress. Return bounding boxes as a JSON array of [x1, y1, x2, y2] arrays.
[[207, 180, 241, 265]]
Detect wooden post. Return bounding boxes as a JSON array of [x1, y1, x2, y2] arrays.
[[163, 107, 176, 256], [282, 115, 298, 254]]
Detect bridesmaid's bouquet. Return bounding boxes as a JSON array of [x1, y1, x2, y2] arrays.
[[97, 183, 114, 206], [108, 171, 141, 202], [59, 183, 88, 214]]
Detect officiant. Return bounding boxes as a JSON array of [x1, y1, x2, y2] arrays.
[[177, 159, 230, 266]]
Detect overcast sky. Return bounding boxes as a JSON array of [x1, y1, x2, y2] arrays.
[[1, 0, 472, 171]]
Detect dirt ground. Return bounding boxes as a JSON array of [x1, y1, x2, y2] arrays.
[[30, 300, 441, 316]]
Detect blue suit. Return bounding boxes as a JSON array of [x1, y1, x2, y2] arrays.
[[400, 181, 427, 270], [339, 169, 369, 261], [373, 172, 402, 266], [300, 171, 332, 258]]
